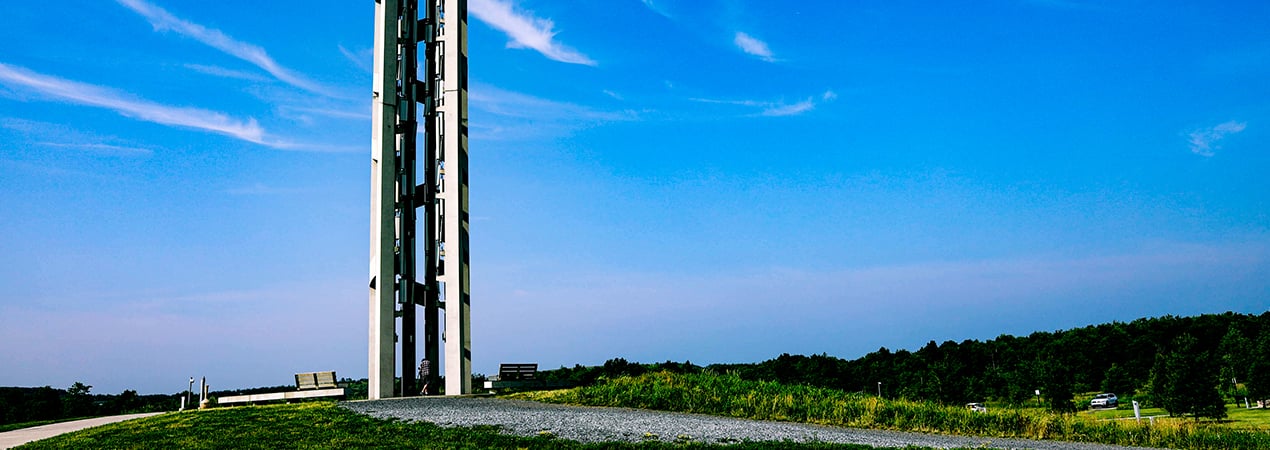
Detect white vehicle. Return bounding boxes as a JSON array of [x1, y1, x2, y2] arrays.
[[966, 403, 987, 413], [1090, 393, 1118, 408]]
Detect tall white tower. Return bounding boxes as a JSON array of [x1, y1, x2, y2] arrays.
[[369, 0, 470, 400]]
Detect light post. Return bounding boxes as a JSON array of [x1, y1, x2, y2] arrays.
[[877, 381, 882, 397]]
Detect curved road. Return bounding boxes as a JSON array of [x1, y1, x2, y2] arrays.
[[0, 413, 162, 449], [344, 397, 1163, 450]]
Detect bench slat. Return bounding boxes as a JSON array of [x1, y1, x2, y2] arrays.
[[295, 371, 337, 390], [498, 363, 538, 381], [315, 371, 338, 389]]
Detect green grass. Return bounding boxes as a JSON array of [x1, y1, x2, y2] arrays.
[[1080, 404, 1270, 431], [513, 371, 1270, 450], [14, 401, 939, 449]]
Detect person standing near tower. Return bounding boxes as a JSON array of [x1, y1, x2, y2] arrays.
[[418, 359, 431, 395]]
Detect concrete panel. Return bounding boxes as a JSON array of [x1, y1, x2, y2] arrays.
[[218, 388, 346, 405], [369, 0, 400, 401]]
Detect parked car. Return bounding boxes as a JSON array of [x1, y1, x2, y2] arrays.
[[1090, 393, 1118, 408], [966, 402, 987, 413]]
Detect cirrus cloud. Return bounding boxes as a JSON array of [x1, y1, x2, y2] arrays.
[[0, 62, 266, 144], [117, 0, 344, 98], [469, 0, 597, 66], [734, 31, 775, 62], [1187, 120, 1246, 157]]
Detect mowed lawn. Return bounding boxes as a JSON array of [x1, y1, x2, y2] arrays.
[[1080, 404, 1270, 430]]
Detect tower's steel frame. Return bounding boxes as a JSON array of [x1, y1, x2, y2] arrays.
[[370, 0, 470, 399]]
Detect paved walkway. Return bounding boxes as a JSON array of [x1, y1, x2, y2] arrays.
[[0, 413, 163, 449]]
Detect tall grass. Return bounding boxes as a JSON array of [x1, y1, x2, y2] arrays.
[[517, 371, 1270, 450]]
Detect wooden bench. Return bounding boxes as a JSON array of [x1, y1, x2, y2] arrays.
[[218, 371, 346, 405], [483, 363, 574, 392], [295, 371, 340, 390], [497, 363, 538, 381]]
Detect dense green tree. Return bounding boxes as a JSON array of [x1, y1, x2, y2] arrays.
[[1040, 360, 1077, 413], [1247, 334, 1270, 403], [1218, 328, 1253, 399], [533, 312, 1270, 411], [109, 389, 141, 414], [62, 381, 95, 418], [0, 386, 62, 424], [1101, 363, 1136, 396], [1150, 334, 1226, 419]]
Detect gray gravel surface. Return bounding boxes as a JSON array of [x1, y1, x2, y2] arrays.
[[342, 397, 1163, 449]]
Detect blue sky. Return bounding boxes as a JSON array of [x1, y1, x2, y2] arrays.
[[1, 0, 1267, 394]]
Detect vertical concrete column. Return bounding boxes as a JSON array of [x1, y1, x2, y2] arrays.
[[369, 0, 400, 401], [441, 0, 471, 395]]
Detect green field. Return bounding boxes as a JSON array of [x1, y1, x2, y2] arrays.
[[14, 402, 936, 449], [1078, 403, 1270, 431], [516, 371, 1270, 450]]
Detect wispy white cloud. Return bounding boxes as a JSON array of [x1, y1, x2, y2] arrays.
[[0, 118, 155, 157], [0, 63, 267, 144], [471, 82, 635, 122], [1187, 120, 1246, 157], [338, 44, 372, 73], [640, 0, 673, 18], [469, 0, 597, 66], [277, 105, 370, 122], [760, 99, 815, 117], [469, 82, 637, 140], [734, 31, 775, 62], [602, 89, 624, 101], [117, 0, 342, 97], [183, 63, 268, 82], [690, 89, 836, 117]]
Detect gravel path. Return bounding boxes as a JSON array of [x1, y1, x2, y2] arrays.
[[342, 397, 1162, 449]]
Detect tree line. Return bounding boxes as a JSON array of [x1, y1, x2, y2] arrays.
[[540, 311, 1270, 419], [0, 382, 179, 425]]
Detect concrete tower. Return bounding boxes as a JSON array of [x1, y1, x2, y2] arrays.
[[369, 0, 470, 400]]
